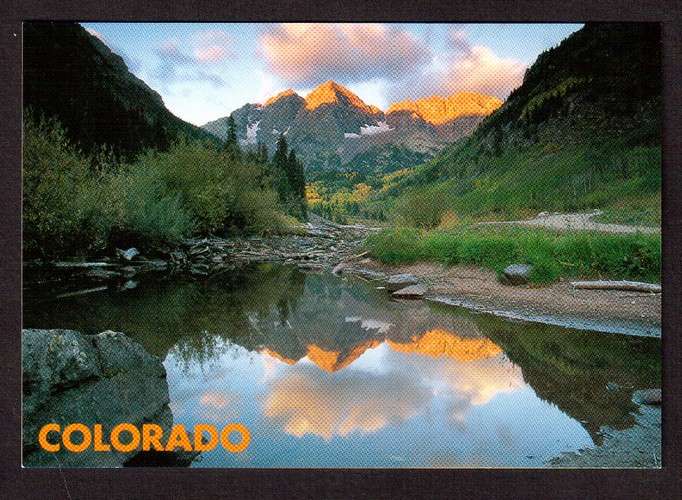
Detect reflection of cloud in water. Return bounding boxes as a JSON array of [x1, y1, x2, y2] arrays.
[[263, 364, 431, 440], [198, 390, 243, 422], [200, 391, 232, 409], [263, 330, 526, 439], [382, 340, 524, 422], [441, 357, 524, 421]]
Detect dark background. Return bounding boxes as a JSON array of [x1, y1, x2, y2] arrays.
[[1, 1, 681, 498]]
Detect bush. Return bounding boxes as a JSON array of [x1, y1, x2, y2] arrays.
[[23, 114, 294, 256], [23, 114, 111, 256], [104, 167, 194, 247]]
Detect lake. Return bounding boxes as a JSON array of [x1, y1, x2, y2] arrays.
[[23, 264, 661, 467]]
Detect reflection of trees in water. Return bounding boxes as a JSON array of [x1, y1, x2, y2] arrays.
[[461, 309, 661, 444], [23, 264, 308, 363]]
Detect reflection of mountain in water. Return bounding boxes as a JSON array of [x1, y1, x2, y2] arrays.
[[24, 264, 660, 443]]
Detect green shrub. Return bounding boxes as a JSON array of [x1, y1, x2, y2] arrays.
[[23, 113, 110, 256], [23, 114, 293, 256], [104, 167, 194, 247]]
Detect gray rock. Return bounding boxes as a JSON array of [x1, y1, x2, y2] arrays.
[[385, 273, 419, 291], [332, 262, 346, 275], [392, 284, 428, 299], [117, 247, 140, 261], [501, 264, 533, 285], [22, 329, 101, 415], [633, 388, 662, 405], [22, 329, 188, 468]]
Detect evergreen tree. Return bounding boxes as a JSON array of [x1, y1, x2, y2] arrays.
[[272, 134, 291, 202], [224, 115, 240, 159], [287, 149, 307, 218]]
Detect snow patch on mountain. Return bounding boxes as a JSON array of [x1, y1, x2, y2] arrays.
[[242, 120, 260, 145], [360, 121, 393, 136]]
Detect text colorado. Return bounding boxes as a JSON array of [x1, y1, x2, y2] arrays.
[[38, 423, 251, 453]]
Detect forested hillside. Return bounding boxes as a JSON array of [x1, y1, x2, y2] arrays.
[[364, 23, 661, 227]]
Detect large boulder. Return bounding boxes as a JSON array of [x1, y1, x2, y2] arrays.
[[501, 264, 533, 286], [22, 329, 183, 467], [384, 274, 419, 291]]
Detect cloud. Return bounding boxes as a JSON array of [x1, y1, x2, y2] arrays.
[[389, 29, 526, 102], [195, 46, 228, 63], [192, 29, 232, 63], [259, 23, 431, 87], [153, 40, 226, 88]]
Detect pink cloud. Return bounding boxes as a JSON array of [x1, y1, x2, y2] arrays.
[[388, 30, 526, 102], [260, 23, 430, 86], [192, 30, 231, 63], [194, 45, 228, 62], [441, 44, 526, 98]]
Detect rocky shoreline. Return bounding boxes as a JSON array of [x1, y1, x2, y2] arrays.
[[336, 260, 661, 338], [23, 215, 379, 292]]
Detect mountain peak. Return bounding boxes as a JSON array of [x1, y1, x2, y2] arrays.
[[305, 80, 380, 114], [387, 92, 502, 125], [263, 88, 301, 107]]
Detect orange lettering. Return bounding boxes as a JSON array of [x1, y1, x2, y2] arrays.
[[93, 424, 111, 452], [165, 424, 192, 452], [110, 423, 140, 453], [221, 423, 250, 453], [142, 424, 165, 451], [62, 423, 91, 453], [38, 423, 60, 452], [193, 424, 218, 451]]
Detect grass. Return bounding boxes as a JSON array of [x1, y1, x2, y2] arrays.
[[592, 197, 660, 227], [364, 225, 661, 285]]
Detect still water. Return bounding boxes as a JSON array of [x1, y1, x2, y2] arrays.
[[24, 264, 661, 467]]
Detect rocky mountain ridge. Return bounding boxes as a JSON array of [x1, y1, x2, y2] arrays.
[[202, 81, 501, 171]]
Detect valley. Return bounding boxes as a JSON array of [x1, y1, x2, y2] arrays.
[[21, 21, 662, 469]]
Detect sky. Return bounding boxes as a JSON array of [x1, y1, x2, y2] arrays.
[[81, 23, 583, 126]]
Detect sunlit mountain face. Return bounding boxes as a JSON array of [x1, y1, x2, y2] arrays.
[[24, 264, 661, 467]]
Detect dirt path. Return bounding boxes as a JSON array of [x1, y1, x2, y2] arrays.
[[477, 210, 659, 234], [340, 260, 661, 337]]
